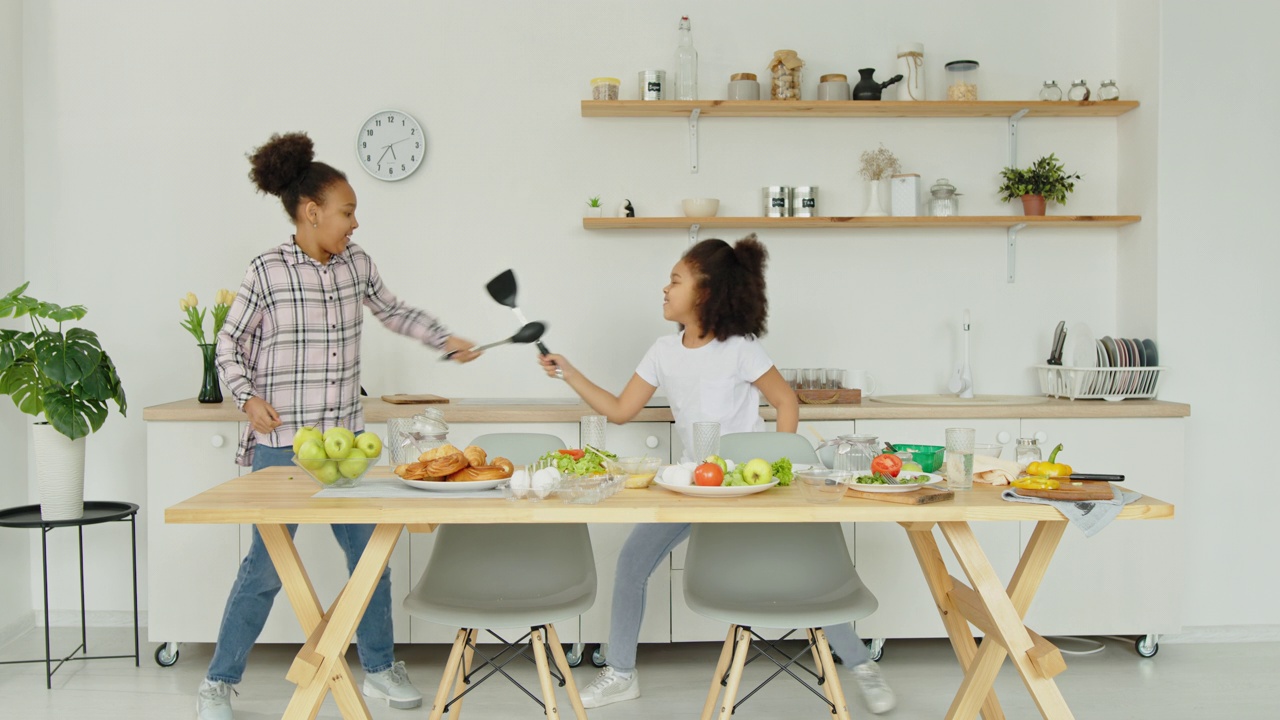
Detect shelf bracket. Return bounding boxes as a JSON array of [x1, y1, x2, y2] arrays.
[[688, 108, 700, 174], [1007, 222, 1027, 283], [1008, 108, 1029, 168], [688, 223, 701, 244]]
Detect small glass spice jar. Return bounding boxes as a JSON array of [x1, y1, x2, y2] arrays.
[[945, 60, 979, 100], [727, 72, 760, 100], [1098, 79, 1120, 101], [1039, 80, 1063, 101], [929, 178, 960, 217], [1015, 437, 1042, 470], [1068, 79, 1091, 101]]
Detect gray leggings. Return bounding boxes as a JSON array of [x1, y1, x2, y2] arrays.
[[606, 523, 871, 672]]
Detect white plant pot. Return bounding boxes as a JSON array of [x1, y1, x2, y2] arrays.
[[584, 206, 603, 218], [32, 423, 86, 520]]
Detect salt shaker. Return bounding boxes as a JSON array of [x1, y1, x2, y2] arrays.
[[1015, 437, 1042, 470]]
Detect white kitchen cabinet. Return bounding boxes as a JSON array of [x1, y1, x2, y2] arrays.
[[146, 421, 244, 643]]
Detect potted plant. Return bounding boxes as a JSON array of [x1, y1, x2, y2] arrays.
[[584, 195, 603, 218], [0, 283, 127, 519], [179, 290, 234, 403], [998, 153, 1082, 216], [858, 144, 901, 217]]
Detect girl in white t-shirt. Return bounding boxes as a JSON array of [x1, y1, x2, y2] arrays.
[[538, 236, 896, 714]]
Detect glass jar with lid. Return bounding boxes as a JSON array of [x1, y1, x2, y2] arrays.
[[944, 60, 979, 100], [827, 435, 880, 475], [1068, 79, 1091, 101], [1097, 79, 1120, 101], [1039, 80, 1063, 101], [1015, 437, 1042, 470], [389, 408, 450, 465], [929, 178, 960, 217]]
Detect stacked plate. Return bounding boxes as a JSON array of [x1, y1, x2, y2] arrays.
[[1088, 336, 1160, 396]]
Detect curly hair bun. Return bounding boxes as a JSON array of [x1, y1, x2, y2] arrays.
[[248, 132, 315, 197], [732, 233, 768, 275]]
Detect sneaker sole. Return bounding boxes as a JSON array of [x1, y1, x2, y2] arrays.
[[581, 686, 641, 709], [362, 686, 423, 710]]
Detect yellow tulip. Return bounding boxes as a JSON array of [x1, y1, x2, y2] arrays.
[[185, 292, 199, 308], [178, 297, 191, 311], [216, 288, 235, 306]]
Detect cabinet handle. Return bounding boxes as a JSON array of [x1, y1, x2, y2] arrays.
[[1034, 431, 1048, 443], [997, 431, 1011, 444], [211, 435, 225, 448], [645, 435, 659, 449]]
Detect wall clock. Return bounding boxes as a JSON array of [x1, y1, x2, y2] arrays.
[[356, 110, 425, 181]]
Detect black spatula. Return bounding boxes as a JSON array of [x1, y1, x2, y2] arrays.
[[486, 269, 551, 355]]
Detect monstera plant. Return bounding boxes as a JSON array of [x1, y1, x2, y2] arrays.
[[0, 282, 127, 439]]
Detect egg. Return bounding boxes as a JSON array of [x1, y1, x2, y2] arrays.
[[532, 467, 560, 498], [663, 465, 694, 486], [510, 468, 531, 490]]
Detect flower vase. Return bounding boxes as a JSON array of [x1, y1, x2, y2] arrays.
[[198, 343, 223, 403], [863, 180, 888, 217]]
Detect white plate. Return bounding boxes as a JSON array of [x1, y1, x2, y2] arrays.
[[1069, 322, 1097, 368], [847, 472, 944, 494], [654, 478, 780, 497], [396, 477, 508, 492]]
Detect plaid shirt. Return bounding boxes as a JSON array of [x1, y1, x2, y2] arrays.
[[216, 240, 450, 465]]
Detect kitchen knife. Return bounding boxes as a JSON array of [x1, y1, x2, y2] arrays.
[[1048, 320, 1066, 365], [1065, 473, 1124, 482]]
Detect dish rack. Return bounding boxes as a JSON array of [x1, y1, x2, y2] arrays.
[[1035, 365, 1166, 401]]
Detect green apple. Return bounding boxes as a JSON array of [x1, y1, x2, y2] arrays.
[[704, 454, 728, 473], [292, 426, 323, 455], [324, 426, 356, 447], [324, 433, 353, 460], [296, 439, 328, 471], [313, 460, 342, 485], [741, 457, 773, 485], [354, 432, 383, 459], [338, 448, 371, 479]]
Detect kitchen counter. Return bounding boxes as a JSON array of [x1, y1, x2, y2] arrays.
[[142, 396, 1191, 423]]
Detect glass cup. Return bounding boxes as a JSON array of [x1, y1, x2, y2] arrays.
[[945, 428, 976, 490], [691, 421, 721, 463], [815, 369, 829, 390], [580, 415, 607, 450], [780, 368, 798, 389], [973, 443, 1003, 459], [825, 369, 846, 389]]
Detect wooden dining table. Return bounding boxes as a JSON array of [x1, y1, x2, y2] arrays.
[[166, 467, 1173, 720]]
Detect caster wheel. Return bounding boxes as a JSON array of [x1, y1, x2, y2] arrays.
[[1136, 636, 1159, 658], [866, 638, 885, 662], [564, 643, 585, 668], [154, 643, 179, 667], [590, 644, 608, 668]]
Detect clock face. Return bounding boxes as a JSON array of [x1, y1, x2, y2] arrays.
[[356, 110, 425, 181]]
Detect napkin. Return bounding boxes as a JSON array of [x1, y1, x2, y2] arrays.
[[1000, 484, 1142, 537], [972, 454, 1022, 486]]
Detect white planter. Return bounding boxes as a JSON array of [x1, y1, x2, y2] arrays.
[[32, 423, 86, 520], [584, 206, 603, 218]]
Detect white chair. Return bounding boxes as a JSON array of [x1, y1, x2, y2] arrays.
[[402, 433, 595, 720], [719, 431, 820, 465]]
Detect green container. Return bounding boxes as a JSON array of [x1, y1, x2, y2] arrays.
[[892, 444, 945, 473]]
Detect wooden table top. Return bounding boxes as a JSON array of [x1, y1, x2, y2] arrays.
[[165, 467, 1174, 526]]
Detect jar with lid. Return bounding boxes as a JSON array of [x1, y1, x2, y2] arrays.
[[768, 49, 804, 100], [389, 408, 450, 465], [1068, 79, 1091, 101], [1015, 438, 1042, 470], [817, 73, 851, 101], [827, 435, 880, 475], [1039, 80, 1063, 101], [929, 178, 960, 217], [727, 72, 760, 100], [944, 60, 979, 100], [590, 77, 620, 101], [1098, 79, 1120, 101]]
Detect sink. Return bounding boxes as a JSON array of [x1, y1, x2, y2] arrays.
[[869, 394, 1050, 406]]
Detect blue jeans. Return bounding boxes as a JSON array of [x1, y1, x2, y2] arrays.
[[206, 444, 395, 684]]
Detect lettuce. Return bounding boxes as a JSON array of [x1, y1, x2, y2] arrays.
[[771, 457, 794, 486]]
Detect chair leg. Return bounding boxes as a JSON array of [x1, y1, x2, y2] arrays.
[[806, 628, 838, 708], [546, 624, 588, 720], [702, 626, 738, 720], [716, 626, 754, 720], [530, 627, 562, 719], [450, 629, 477, 720], [813, 628, 852, 720], [429, 628, 470, 720]]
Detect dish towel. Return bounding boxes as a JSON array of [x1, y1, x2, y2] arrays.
[[972, 455, 1022, 486], [1000, 484, 1142, 537]]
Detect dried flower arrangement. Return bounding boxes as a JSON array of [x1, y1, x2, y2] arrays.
[[859, 144, 901, 182]]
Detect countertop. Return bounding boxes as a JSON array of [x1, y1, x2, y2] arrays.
[[143, 397, 1192, 423]]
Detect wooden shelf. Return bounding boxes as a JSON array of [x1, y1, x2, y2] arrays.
[[581, 100, 1139, 118], [584, 215, 1142, 230]]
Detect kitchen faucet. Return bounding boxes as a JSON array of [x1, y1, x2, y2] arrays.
[[948, 309, 974, 398]]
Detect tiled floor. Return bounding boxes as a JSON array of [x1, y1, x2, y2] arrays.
[[2, 628, 1277, 718]]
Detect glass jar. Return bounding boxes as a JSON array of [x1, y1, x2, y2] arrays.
[[929, 178, 960, 217], [590, 77, 620, 101], [1068, 79, 1091, 101], [829, 435, 880, 475], [1015, 437, 1042, 470], [1098, 79, 1120, 101], [1039, 80, 1063, 101], [944, 60, 979, 100], [769, 49, 804, 100], [389, 408, 450, 465]]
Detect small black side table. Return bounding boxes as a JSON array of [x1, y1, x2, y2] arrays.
[[0, 501, 140, 688]]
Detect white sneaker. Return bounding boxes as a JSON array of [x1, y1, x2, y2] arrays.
[[196, 679, 235, 720], [849, 660, 897, 714], [363, 661, 423, 709], [578, 666, 640, 709]]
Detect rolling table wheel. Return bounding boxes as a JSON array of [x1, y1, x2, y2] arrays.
[[154, 642, 180, 667], [1135, 635, 1159, 658], [591, 643, 608, 668], [564, 642, 585, 668]]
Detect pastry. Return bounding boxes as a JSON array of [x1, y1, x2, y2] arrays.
[[422, 451, 469, 478], [463, 445, 487, 467], [418, 443, 462, 462], [491, 457, 514, 474], [447, 464, 513, 482]]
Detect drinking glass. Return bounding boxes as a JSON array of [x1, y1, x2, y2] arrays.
[[580, 415, 607, 450], [780, 368, 798, 389], [945, 427, 976, 490], [692, 421, 721, 463], [826, 369, 846, 389], [815, 369, 829, 390]]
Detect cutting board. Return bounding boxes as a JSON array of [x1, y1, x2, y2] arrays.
[[380, 394, 450, 405], [845, 485, 954, 504], [797, 388, 862, 405], [1013, 480, 1113, 502]]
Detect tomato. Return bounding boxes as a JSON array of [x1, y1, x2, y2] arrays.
[[693, 462, 724, 487], [558, 449, 585, 460], [870, 453, 903, 478]]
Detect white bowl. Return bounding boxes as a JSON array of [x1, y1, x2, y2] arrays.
[[682, 198, 720, 217]]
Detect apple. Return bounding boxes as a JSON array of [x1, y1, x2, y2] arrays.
[[313, 460, 342, 485], [324, 432, 353, 460], [703, 455, 728, 473], [297, 439, 328, 470], [741, 458, 773, 485], [292, 426, 323, 455], [354, 432, 383, 459], [338, 448, 371, 479], [324, 426, 356, 446], [694, 462, 724, 487]]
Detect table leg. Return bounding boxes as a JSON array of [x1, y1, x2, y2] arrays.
[[258, 522, 402, 720], [78, 527, 86, 654], [41, 527, 51, 690], [131, 513, 140, 666]]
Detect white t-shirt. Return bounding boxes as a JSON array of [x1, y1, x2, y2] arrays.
[[635, 333, 775, 461]]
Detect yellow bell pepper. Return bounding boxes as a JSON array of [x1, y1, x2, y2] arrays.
[[1025, 443, 1072, 478], [1012, 477, 1061, 490]]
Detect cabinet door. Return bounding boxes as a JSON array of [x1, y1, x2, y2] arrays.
[[147, 421, 244, 642], [1017, 418, 1184, 636], [853, 419, 1022, 639]]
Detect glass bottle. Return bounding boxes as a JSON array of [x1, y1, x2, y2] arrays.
[[1039, 80, 1063, 101], [674, 16, 698, 101], [1015, 437, 1042, 470], [1098, 79, 1120, 101], [1068, 79, 1091, 101], [929, 178, 960, 217]]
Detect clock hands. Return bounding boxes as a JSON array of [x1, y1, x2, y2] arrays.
[[372, 137, 416, 172]]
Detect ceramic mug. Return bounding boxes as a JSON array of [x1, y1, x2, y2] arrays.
[[847, 370, 878, 396]]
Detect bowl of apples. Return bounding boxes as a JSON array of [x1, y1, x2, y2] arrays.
[[291, 427, 384, 488]]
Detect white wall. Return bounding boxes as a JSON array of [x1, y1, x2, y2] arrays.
[[1159, 1, 1280, 629], [0, 0, 33, 643]]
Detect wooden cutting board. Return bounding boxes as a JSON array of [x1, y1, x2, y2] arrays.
[[797, 388, 862, 405], [845, 485, 954, 504], [380, 394, 450, 405], [1013, 480, 1113, 502]]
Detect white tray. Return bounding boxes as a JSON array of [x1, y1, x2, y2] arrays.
[[1036, 365, 1166, 401]]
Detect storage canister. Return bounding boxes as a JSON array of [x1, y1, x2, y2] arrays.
[[945, 60, 979, 100], [817, 74, 850, 101], [590, 77, 620, 101], [639, 70, 666, 100], [929, 178, 960, 217], [763, 186, 791, 217], [890, 174, 920, 217], [792, 186, 818, 217], [728, 72, 760, 100]]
